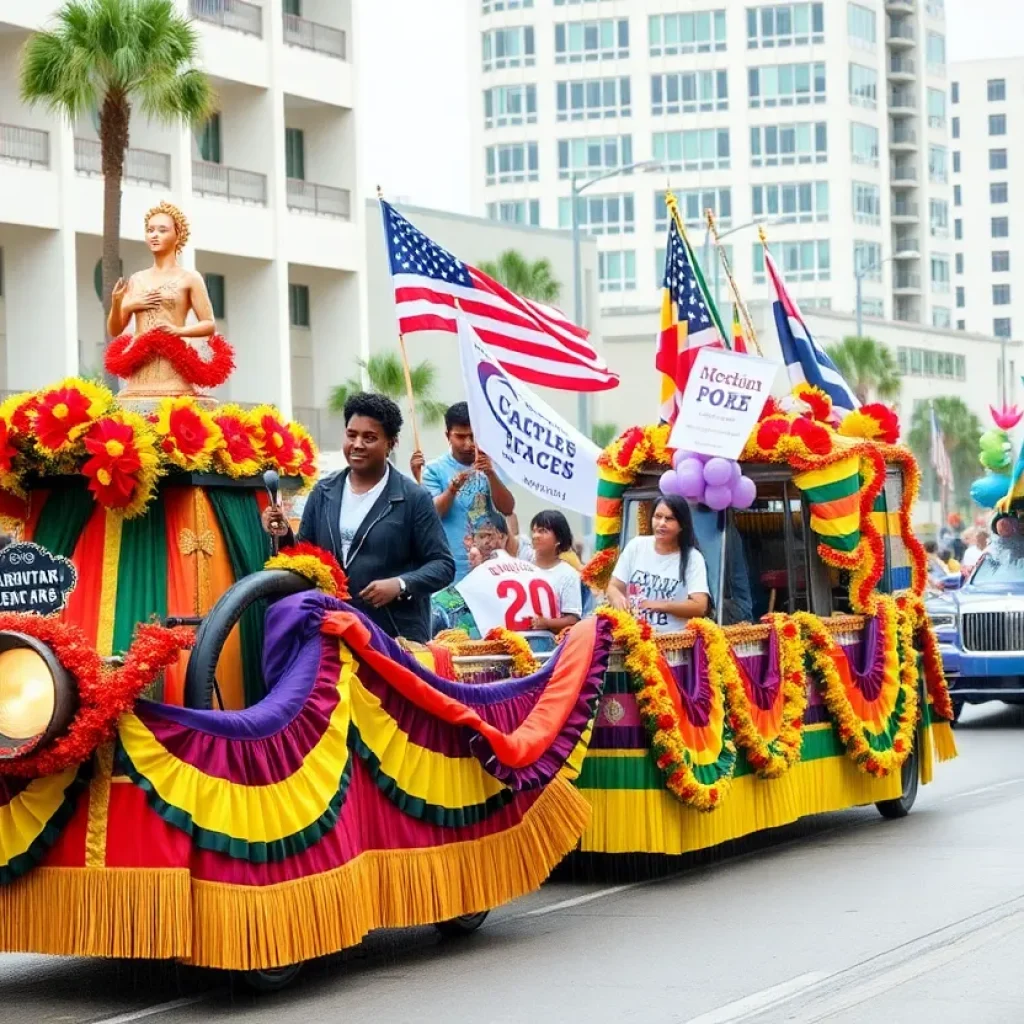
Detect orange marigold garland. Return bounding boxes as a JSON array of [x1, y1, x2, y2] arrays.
[[484, 627, 540, 677], [265, 543, 350, 599], [902, 594, 955, 720], [154, 396, 223, 472], [105, 327, 235, 390]]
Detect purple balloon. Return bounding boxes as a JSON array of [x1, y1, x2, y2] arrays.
[[730, 475, 757, 509], [672, 448, 704, 469], [703, 457, 734, 488], [659, 469, 684, 496], [676, 458, 706, 499], [704, 483, 732, 511], [728, 461, 742, 484]]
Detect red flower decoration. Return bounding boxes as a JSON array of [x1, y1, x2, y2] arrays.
[[758, 396, 783, 421], [0, 419, 17, 476], [257, 411, 300, 471], [82, 418, 145, 508], [296, 433, 317, 478], [756, 417, 790, 452], [859, 403, 900, 445], [782, 622, 798, 640], [34, 387, 94, 452], [657, 713, 675, 731], [790, 416, 832, 456]]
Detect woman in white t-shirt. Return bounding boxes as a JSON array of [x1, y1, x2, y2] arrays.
[[608, 495, 710, 632], [527, 510, 583, 632]]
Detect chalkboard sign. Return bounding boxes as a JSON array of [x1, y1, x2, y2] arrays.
[[0, 543, 77, 616]]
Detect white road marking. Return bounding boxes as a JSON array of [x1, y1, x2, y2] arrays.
[[682, 973, 830, 1024], [945, 776, 1024, 801], [520, 882, 645, 917], [87, 995, 207, 1024]]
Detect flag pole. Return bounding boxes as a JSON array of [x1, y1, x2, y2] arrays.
[[709, 210, 761, 356], [378, 185, 423, 480]]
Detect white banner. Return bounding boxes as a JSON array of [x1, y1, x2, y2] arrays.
[[456, 556, 561, 636], [669, 347, 779, 461], [457, 316, 600, 516]]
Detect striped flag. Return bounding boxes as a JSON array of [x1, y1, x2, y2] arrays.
[[656, 216, 726, 422], [731, 304, 749, 355], [381, 200, 618, 393], [930, 405, 954, 490], [763, 247, 860, 418]]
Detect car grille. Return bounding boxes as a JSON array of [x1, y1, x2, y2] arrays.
[[961, 611, 1024, 653]]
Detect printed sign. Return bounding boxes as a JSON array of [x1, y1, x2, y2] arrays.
[[669, 347, 779, 461], [456, 556, 560, 636], [0, 542, 77, 615], [457, 316, 600, 517]]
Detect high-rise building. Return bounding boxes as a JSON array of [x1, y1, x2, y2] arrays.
[[950, 55, 1022, 376], [0, 0, 363, 439], [471, 0, 953, 328]]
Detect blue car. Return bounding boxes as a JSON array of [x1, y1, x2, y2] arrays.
[[926, 538, 1024, 719]]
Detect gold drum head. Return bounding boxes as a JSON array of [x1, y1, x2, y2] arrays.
[[0, 648, 56, 743]]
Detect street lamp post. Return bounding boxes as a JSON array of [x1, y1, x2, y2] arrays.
[[854, 256, 894, 338], [701, 217, 786, 314]]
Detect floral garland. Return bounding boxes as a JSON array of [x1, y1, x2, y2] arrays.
[[265, 543, 350, 599], [899, 593, 955, 721], [154, 397, 223, 472], [104, 328, 236, 389], [81, 411, 163, 518], [212, 404, 264, 478], [882, 445, 928, 597], [0, 616, 193, 779], [484, 627, 540, 677], [724, 616, 808, 779]]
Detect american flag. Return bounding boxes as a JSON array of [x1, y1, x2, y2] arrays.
[[381, 201, 618, 393], [655, 217, 725, 422], [930, 404, 954, 490]]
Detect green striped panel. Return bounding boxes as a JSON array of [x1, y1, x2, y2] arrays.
[[112, 498, 168, 656]]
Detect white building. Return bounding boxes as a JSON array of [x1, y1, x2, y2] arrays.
[[470, 0, 954, 329], [950, 55, 1023, 376], [0, 0, 362, 440]]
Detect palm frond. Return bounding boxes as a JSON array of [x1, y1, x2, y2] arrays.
[[419, 399, 450, 427], [328, 377, 364, 414]]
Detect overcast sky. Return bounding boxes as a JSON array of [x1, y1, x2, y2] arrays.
[[357, 0, 1024, 216]]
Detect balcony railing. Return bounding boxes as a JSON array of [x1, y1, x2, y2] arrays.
[[283, 13, 346, 59], [190, 0, 263, 37], [889, 56, 916, 75], [891, 164, 918, 181], [74, 138, 171, 187], [893, 236, 920, 252], [287, 179, 351, 219], [887, 21, 916, 41], [0, 124, 49, 167], [891, 200, 919, 217], [889, 90, 917, 109], [890, 125, 918, 144], [192, 160, 267, 205], [893, 272, 922, 288]]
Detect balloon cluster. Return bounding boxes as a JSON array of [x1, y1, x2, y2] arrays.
[[970, 428, 1013, 509], [659, 450, 757, 511]]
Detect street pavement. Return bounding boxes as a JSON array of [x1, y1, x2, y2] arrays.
[[1, 703, 1022, 1024]]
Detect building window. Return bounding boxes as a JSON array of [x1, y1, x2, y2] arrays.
[[649, 10, 726, 55], [598, 250, 636, 292], [928, 145, 948, 183], [650, 70, 728, 115], [195, 114, 221, 164], [853, 182, 881, 225], [991, 181, 1009, 204], [955, 253, 963, 274], [953, 151, 961, 173], [484, 85, 537, 128], [994, 318, 1012, 339], [557, 134, 632, 179], [988, 78, 1006, 101], [927, 88, 946, 128], [926, 31, 945, 73], [557, 77, 631, 121], [655, 188, 732, 232], [752, 181, 829, 223], [485, 142, 539, 184], [951, 81, 959, 104], [284, 0, 301, 14], [994, 284, 1012, 305], [482, 27, 535, 70], [482, 0, 533, 10], [933, 307, 951, 329], [859, 297, 884, 318], [898, 348, 966, 379], [749, 62, 826, 107], [951, 116, 959, 139], [954, 218, 962, 240], [559, 193, 634, 235], [990, 148, 1008, 170], [955, 286, 964, 308], [487, 200, 540, 227], [203, 273, 226, 318], [746, 3, 824, 48], [990, 113, 1007, 136], [284, 127, 304, 180], [289, 284, 310, 328], [750, 121, 827, 166], [993, 250, 1010, 273], [930, 199, 949, 238], [927, 0, 944, 15], [992, 216, 1010, 238], [847, 2, 876, 48], [849, 64, 878, 109], [657, 244, 731, 289], [953, 184, 961, 206], [753, 240, 830, 282], [854, 240, 882, 278], [554, 19, 628, 63], [851, 122, 879, 166], [931, 255, 950, 292], [956, 320, 965, 331], [653, 128, 730, 171]]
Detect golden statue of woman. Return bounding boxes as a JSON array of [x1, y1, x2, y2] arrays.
[[105, 202, 233, 408]]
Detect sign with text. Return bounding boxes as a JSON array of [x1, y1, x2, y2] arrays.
[[456, 556, 560, 636], [0, 543, 77, 615], [669, 347, 779, 461], [457, 316, 600, 517]]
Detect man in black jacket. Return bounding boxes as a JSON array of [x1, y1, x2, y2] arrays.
[[263, 393, 455, 643]]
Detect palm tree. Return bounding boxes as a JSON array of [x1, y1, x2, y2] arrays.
[[907, 397, 982, 509], [21, 0, 214, 343], [478, 250, 562, 302], [329, 354, 449, 426], [824, 336, 901, 405], [590, 422, 619, 449]]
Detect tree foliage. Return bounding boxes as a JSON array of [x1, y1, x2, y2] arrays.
[[824, 336, 901, 405], [329, 353, 449, 426], [477, 249, 562, 303]]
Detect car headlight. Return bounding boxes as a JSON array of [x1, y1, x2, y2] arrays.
[[928, 613, 955, 630], [0, 633, 76, 760]]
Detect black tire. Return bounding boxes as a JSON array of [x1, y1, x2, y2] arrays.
[[875, 744, 919, 820], [950, 699, 964, 725], [240, 962, 304, 993], [435, 911, 490, 938], [184, 569, 314, 710]]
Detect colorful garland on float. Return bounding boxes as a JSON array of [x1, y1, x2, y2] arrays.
[[0, 379, 318, 524], [265, 543, 350, 599], [0, 615, 194, 779], [900, 593, 955, 720], [104, 328, 236, 390], [484, 627, 541, 678]]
